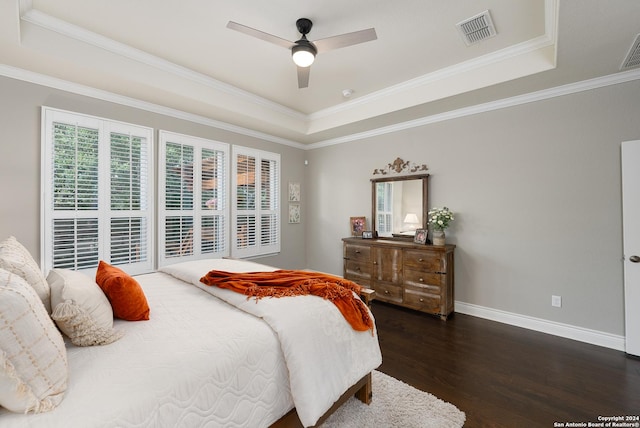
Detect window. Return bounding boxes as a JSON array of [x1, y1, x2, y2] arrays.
[[42, 110, 280, 271], [41, 108, 153, 275], [232, 146, 280, 258], [158, 131, 229, 266], [376, 182, 394, 236]]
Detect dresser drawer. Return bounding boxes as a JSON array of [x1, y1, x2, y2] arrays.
[[403, 268, 445, 290], [344, 260, 371, 281], [344, 244, 372, 262], [374, 282, 403, 304], [347, 278, 372, 289], [403, 250, 444, 272], [404, 288, 441, 313]]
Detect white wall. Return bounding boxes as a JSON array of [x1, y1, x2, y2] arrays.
[[305, 80, 640, 337]]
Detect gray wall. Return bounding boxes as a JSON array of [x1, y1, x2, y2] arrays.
[[0, 75, 306, 270], [305, 80, 640, 336], [2, 73, 639, 338]]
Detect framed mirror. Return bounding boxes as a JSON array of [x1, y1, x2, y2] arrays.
[[371, 174, 429, 240]]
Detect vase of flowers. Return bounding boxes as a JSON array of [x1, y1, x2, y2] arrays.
[[428, 207, 454, 245]]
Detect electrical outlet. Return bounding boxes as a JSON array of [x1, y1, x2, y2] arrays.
[[552, 295, 562, 308]]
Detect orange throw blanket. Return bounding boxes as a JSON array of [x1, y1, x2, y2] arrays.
[[200, 270, 373, 332]]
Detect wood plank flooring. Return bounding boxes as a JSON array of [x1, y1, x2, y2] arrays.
[[371, 301, 640, 427]]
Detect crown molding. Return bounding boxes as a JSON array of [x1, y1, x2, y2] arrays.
[[19, 8, 307, 122], [19, 2, 559, 136], [313, 0, 556, 122], [0, 64, 306, 150], [2, 63, 639, 151], [309, 33, 555, 122], [307, 67, 640, 150]]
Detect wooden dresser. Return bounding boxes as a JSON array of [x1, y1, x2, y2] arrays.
[[342, 237, 455, 320]]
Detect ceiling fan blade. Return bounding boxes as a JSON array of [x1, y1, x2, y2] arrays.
[[313, 28, 377, 53], [227, 21, 294, 49], [297, 66, 310, 88]]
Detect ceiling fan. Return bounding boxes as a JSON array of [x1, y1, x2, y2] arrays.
[[227, 18, 377, 88]]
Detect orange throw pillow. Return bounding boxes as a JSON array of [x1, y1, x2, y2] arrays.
[[95, 261, 150, 321]]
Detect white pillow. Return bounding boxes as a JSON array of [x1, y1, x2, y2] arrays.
[[48, 268, 124, 346], [0, 268, 68, 413], [0, 236, 51, 313]]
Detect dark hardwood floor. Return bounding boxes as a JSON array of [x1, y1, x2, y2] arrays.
[[371, 301, 640, 427]]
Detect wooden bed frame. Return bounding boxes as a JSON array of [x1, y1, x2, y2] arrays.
[[270, 372, 373, 428]]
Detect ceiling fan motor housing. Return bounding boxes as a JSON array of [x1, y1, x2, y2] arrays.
[[296, 18, 313, 35]]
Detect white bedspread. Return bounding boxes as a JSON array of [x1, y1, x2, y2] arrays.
[[160, 259, 383, 427], [0, 270, 293, 428]]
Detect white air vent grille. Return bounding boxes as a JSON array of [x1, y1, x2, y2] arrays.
[[621, 34, 640, 70], [456, 10, 497, 46]]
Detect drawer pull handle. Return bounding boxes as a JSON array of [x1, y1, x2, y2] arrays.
[[384, 290, 390, 294], [355, 250, 360, 253], [373, 261, 377, 265], [419, 298, 424, 302], [419, 258, 424, 262], [419, 278, 424, 282]]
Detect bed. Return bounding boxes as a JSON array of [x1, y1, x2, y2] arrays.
[[0, 257, 382, 428]]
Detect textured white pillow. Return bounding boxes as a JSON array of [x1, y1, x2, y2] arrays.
[[0, 236, 51, 313], [48, 268, 124, 346], [0, 268, 68, 413]]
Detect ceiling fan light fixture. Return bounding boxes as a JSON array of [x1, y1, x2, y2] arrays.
[[292, 41, 316, 67]]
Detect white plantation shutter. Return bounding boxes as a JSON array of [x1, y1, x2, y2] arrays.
[[201, 147, 227, 254], [260, 158, 279, 247], [109, 130, 150, 265], [158, 131, 229, 266], [376, 182, 393, 236], [232, 146, 280, 258], [235, 153, 256, 250], [49, 119, 100, 270], [42, 108, 153, 274]]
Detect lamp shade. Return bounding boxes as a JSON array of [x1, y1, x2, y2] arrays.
[[403, 213, 420, 224], [292, 41, 316, 67]]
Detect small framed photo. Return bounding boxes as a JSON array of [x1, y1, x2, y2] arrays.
[[288, 203, 301, 224], [362, 230, 374, 239], [288, 182, 301, 202], [413, 228, 427, 244], [350, 216, 366, 237]]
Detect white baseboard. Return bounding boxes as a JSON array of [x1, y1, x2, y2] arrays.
[[455, 301, 626, 352]]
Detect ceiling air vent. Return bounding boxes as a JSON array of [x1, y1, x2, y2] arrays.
[[621, 34, 640, 70], [456, 10, 497, 46]]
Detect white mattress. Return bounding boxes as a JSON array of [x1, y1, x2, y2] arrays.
[[0, 271, 294, 428]]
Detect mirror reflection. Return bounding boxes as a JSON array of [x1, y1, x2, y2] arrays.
[[372, 174, 428, 239]]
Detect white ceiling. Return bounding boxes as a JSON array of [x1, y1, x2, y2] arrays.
[[1, 0, 639, 146]]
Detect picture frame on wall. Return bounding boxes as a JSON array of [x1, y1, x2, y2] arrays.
[[288, 182, 301, 202], [350, 216, 366, 237], [413, 228, 427, 244], [288, 203, 301, 224]]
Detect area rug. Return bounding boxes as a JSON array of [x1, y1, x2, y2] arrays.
[[323, 370, 466, 427]]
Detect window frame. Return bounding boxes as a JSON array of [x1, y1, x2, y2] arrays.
[[231, 146, 281, 258], [157, 131, 230, 266], [41, 107, 154, 275]]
